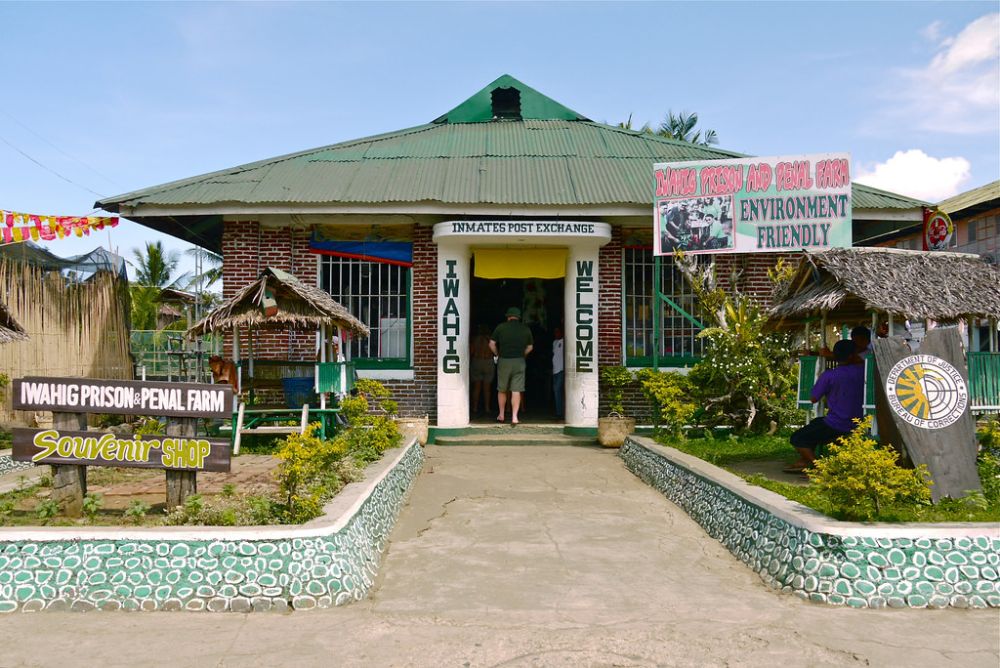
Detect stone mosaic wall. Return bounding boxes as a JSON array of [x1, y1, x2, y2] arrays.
[[0, 442, 423, 613], [620, 439, 1000, 609], [0, 453, 34, 477]]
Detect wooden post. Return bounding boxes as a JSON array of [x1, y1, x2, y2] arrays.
[[165, 417, 197, 508], [50, 411, 87, 517]]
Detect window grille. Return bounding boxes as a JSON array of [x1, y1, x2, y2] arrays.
[[623, 248, 706, 364], [320, 256, 409, 365]]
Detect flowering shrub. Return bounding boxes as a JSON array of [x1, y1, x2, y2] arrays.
[[635, 369, 696, 438], [687, 295, 799, 433], [808, 417, 932, 521]]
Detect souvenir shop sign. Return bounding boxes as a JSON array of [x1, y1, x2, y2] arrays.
[[12, 377, 232, 419], [872, 328, 980, 502], [12, 428, 230, 472], [653, 153, 852, 256]]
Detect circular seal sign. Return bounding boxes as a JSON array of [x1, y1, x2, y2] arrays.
[[924, 210, 954, 251], [885, 354, 968, 430]]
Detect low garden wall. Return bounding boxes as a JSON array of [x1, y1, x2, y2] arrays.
[[621, 436, 1000, 609], [0, 450, 33, 477], [0, 439, 423, 612]]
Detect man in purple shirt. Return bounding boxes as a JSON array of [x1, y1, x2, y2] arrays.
[[786, 339, 865, 473]]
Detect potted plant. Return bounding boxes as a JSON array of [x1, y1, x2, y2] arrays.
[[598, 365, 636, 447]]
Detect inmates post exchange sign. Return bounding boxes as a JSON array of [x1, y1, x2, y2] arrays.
[[12, 428, 231, 472], [12, 377, 232, 419], [653, 153, 852, 256]]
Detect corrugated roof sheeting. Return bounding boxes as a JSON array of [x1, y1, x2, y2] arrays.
[[102, 120, 926, 210]]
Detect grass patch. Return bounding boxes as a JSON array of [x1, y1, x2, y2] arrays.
[[656, 430, 1000, 523], [658, 432, 793, 466]]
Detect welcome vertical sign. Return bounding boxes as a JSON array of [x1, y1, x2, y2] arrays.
[[653, 153, 852, 256]]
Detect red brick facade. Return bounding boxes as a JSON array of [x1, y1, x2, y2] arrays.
[[221, 221, 316, 362], [219, 219, 795, 424], [381, 224, 438, 420]]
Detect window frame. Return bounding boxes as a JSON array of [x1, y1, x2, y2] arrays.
[[621, 246, 705, 368], [318, 255, 412, 370]]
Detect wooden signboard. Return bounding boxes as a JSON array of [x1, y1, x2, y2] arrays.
[[12, 428, 231, 473], [872, 328, 981, 502], [12, 377, 232, 419]]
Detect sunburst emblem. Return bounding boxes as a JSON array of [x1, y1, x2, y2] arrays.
[[885, 355, 968, 430]]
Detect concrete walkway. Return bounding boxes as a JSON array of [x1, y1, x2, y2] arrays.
[[0, 445, 997, 667]]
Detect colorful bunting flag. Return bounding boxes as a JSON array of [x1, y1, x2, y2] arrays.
[[0, 209, 118, 246]]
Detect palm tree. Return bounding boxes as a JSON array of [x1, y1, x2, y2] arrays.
[[658, 111, 719, 146], [127, 241, 187, 330], [129, 241, 186, 288], [184, 247, 223, 321], [617, 110, 720, 146]]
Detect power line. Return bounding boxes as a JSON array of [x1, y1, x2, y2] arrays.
[[0, 133, 106, 198], [0, 109, 121, 188]]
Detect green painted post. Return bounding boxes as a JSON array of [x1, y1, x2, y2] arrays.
[[653, 255, 660, 370]]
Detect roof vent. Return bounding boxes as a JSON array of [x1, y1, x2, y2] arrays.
[[491, 87, 522, 120]]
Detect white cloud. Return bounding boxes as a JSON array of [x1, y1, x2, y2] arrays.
[[855, 149, 971, 202], [921, 20, 944, 43], [888, 13, 999, 134]]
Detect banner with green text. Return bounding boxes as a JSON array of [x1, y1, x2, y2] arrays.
[[653, 153, 851, 255]]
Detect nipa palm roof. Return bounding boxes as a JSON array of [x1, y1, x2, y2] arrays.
[[97, 75, 927, 251]]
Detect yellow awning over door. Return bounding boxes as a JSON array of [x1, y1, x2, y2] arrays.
[[473, 248, 567, 279]]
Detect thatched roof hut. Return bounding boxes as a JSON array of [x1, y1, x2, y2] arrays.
[[769, 247, 1000, 326], [188, 267, 369, 337], [0, 299, 27, 345]]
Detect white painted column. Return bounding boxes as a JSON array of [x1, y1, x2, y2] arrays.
[[436, 243, 470, 427], [564, 246, 600, 428]]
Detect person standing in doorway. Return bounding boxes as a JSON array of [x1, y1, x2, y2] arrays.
[[469, 324, 495, 416], [552, 326, 565, 419], [491, 307, 534, 425]]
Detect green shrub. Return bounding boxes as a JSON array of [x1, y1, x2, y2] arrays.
[[978, 416, 1000, 451], [599, 366, 633, 415], [36, 499, 59, 523], [82, 493, 103, 522], [134, 417, 164, 436], [636, 369, 696, 438], [808, 417, 932, 521], [977, 449, 1000, 504], [340, 379, 401, 465], [124, 500, 151, 524], [275, 423, 353, 523]]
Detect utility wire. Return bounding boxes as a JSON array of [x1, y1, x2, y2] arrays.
[[0, 109, 121, 188], [0, 133, 106, 199]]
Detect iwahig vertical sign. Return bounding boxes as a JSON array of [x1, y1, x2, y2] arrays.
[[873, 328, 980, 501]]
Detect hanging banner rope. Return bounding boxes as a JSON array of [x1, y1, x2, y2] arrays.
[[0, 209, 118, 245]]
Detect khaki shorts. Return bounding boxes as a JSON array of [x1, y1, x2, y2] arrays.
[[497, 357, 526, 392], [470, 357, 495, 382]]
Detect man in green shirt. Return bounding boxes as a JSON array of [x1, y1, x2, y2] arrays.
[[490, 307, 534, 425]]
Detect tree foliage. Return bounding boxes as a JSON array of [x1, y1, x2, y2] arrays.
[[674, 252, 799, 433], [618, 110, 719, 146]]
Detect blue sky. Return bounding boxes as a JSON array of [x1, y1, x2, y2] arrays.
[[1, 1, 997, 281]]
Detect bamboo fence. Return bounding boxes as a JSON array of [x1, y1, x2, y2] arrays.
[[0, 258, 132, 426]]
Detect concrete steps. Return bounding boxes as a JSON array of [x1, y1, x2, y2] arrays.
[[433, 425, 596, 447]]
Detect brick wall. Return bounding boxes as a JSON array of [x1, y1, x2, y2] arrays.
[[382, 224, 437, 420], [221, 221, 317, 363], [598, 226, 623, 367]]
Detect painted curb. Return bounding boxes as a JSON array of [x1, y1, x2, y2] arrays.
[[621, 436, 1000, 609], [0, 439, 424, 612]]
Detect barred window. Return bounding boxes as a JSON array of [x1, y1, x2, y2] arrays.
[[622, 248, 705, 365], [320, 256, 409, 366]]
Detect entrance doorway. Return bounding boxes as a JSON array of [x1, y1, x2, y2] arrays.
[[470, 270, 565, 423]]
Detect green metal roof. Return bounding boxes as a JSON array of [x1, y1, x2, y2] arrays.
[[938, 179, 1000, 216], [97, 75, 928, 251], [98, 119, 923, 210], [432, 74, 589, 124]]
